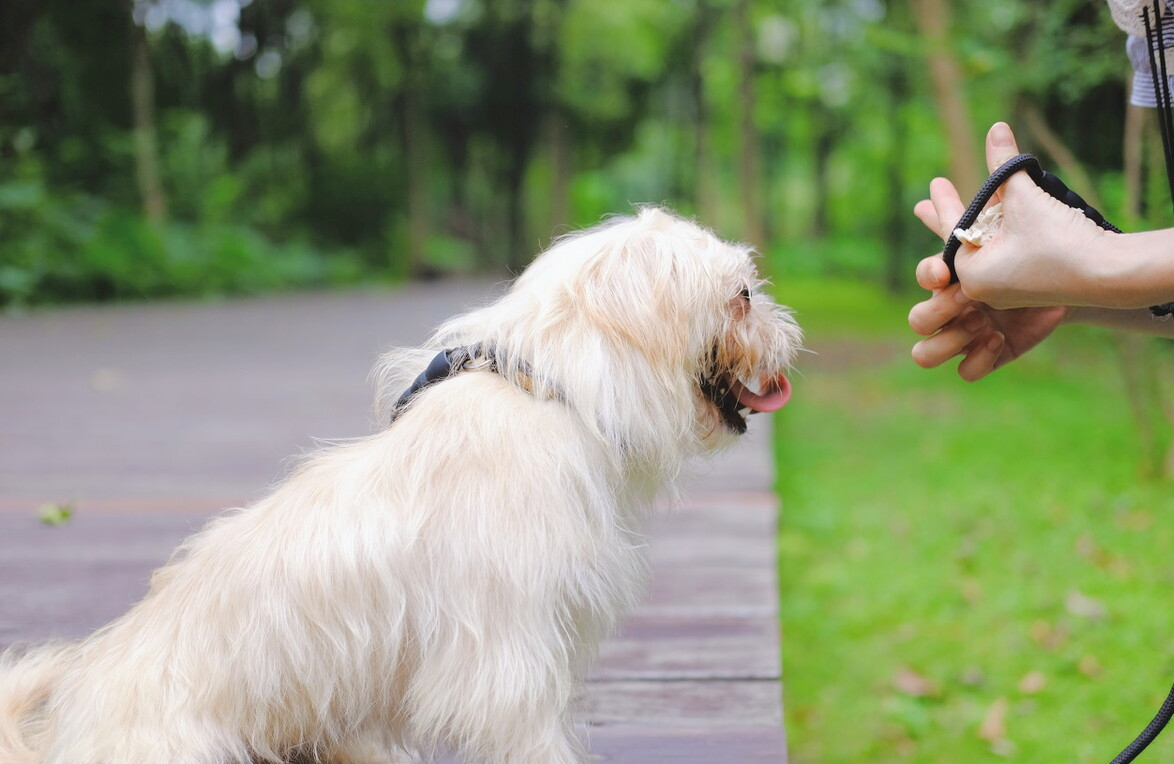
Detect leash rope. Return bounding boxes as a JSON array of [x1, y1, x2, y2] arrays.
[[944, 153, 1174, 762], [1110, 678, 1174, 764]]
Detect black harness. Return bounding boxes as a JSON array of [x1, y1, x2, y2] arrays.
[[389, 344, 547, 423]]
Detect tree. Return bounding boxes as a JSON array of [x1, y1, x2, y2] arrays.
[[129, 0, 168, 224]]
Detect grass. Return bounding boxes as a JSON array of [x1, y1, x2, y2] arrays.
[[774, 277, 1174, 764]]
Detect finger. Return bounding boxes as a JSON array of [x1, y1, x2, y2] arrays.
[[957, 330, 1005, 382], [928, 177, 966, 241], [915, 255, 951, 292], [911, 309, 988, 368], [908, 283, 970, 336], [913, 198, 946, 239]]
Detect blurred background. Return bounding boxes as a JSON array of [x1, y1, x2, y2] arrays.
[[10, 2, 1174, 764], [0, 0, 1150, 306]]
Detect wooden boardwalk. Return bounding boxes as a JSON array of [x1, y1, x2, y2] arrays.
[[0, 285, 786, 763]]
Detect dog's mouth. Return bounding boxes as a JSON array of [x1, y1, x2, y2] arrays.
[[699, 373, 792, 434]]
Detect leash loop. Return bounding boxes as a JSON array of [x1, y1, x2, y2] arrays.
[[942, 154, 1122, 284], [939, 153, 1174, 315]]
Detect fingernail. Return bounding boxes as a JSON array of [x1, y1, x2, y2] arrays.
[[990, 122, 1013, 147]]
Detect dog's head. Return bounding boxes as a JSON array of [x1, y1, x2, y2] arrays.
[[407, 207, 802, 470]]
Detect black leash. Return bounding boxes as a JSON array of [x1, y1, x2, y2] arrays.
[[942, 153, 1120, 281], [943, 151, 1174, 761], [1106, 10, 1174, 763], [1110, 680, 1174, 764], [941, 153, 1174, 316]]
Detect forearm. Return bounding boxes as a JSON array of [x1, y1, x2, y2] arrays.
[[1064, 305, 1174, 337], [1077, 228, 1174, 309]]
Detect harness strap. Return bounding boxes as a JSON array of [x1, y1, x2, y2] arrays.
[[390, 347, 489, 423], [389, 344, 549, 423]]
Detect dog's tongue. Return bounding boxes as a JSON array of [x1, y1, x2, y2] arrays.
[[728, 374, 791, 413]]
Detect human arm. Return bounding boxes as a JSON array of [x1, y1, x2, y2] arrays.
[[942, 123, 1174, 309], [909, 122, 1174, 381]]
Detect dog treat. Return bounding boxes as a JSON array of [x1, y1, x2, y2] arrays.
[[953, 202, 1003, 247]]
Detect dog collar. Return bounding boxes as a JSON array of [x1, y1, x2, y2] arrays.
[[389, 344, 542, 423]]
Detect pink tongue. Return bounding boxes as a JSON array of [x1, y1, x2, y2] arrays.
[[729, 374, 792, 413]]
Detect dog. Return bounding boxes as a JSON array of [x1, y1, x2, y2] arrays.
[[0, 207, 801, 764]]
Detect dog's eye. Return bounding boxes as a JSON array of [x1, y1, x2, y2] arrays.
[[739, 288, 751, 301]]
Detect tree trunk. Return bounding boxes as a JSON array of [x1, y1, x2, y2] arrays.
[[392, 20, 428, 277], [1123, 102, 1147, 224], [812, 117, 836, 238], [884, 66, 909, 293], [402, 86, 428, 277], [908, 0, 981, 197], [693, 0, 717, 222], [548, 109, 571, 237], [128, 9, 167, 225], [734, 0, 762, 247]]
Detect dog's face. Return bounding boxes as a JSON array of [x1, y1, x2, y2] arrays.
[[508, 207, 802, 452]]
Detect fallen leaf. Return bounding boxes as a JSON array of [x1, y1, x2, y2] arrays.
[[978, 696, 1009, 743], [1029, 619, 1068, 650], [1078, 654, 1103, 679], [1018, 670, 1046, 694], [892, 666, 940, 698], [1065, 590, 1107, 620], [37, 502, 74, 526], [958, 576, 983, 605], [990, 738, 1018, 757], [960, 666, 986, 687], [1116, 510, 1153, 531]]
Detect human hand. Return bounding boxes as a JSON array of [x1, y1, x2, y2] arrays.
[[909, 253, 1068, 381], [942, 122, 1112, 309], [908, 123, 1069, 381]]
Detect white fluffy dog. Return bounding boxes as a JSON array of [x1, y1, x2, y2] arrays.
[[0, 207, 801, 764]]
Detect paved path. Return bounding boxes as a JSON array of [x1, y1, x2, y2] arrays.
[[0, 284, 786, 763]]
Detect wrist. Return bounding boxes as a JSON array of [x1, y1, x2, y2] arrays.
[[1096, 230, 1174, 309]]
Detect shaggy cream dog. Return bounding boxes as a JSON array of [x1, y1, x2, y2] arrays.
[[0, 207, 801, 764]]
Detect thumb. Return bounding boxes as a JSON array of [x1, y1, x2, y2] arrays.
[[985, 121, 1035, 202], [985, 121, 1021, 171]]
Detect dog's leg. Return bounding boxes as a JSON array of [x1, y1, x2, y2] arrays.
[[313, 735, 414, 764], [452, 709, 582, 764], [409, 602, 591, 764]]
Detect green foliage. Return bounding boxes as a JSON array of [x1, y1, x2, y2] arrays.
[[0, 169, 361, 306], [0, 0, 1150, 304], [775, 278, 1174, 764], [557, 0, 687, 122]]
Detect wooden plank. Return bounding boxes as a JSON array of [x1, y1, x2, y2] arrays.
[[582, 680, 783, 727], [0, 290, 787, 761], [594, 615, 780, 681], [430, 727, 787, 764]]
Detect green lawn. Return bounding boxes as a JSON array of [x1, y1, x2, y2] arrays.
[[774, 278, 1174, 764]]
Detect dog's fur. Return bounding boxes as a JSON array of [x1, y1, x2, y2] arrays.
[[0, 207, 801, 764]]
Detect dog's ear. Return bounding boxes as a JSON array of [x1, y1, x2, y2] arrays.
[[574, 232, 700, 367]]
